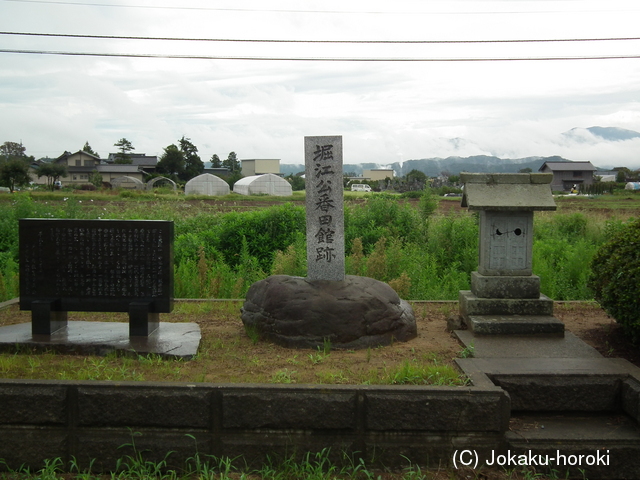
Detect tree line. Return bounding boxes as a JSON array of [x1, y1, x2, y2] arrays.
[[154, 136, 241, 184], [0, 141, 35, 192], [0, 138, 244, 192]]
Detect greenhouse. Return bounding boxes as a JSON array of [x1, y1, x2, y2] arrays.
[[233, 173, 292, 196], [111, 176, 145, 190], [185, 173, 230, 196]]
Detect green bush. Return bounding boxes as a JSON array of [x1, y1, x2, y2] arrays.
[[400, 190, 423, 199], [0, 193, 618, 302], [588, 218, 640, 342], [205, 203, 305, 271], [344, 194, 423, 253], [533, 238, 596, 300], [271, 232, 307, 277], [535, 212, 588, 241], [425, 214, 478, 274], [418, 188, 438, 221], [174, 212, 222, 237]]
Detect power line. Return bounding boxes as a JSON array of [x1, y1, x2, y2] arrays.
[[3, 31, 640, 44], [2, 0, 638, 15], [2, 48, 639, 62]]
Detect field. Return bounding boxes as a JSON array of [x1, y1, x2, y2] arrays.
[[2, 189, 639, 303], [0, 190, 638, 479], [0, 190, 638, 383], [0, 299, 625, 385]]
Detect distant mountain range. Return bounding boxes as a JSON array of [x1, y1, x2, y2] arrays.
[[563, 126, 640, 142], [281, 155, 566, 177], [277, 126, 640, 177]]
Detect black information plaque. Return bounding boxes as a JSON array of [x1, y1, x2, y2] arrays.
[[19, 219, 174, 336]]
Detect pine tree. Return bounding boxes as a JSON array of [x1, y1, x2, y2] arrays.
[[113, 138, 134, 164]]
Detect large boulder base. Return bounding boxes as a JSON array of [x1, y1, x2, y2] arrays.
[[241, 275, 417, 349]]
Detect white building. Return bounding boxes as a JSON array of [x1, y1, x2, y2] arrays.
[[363, 169, 394, 181], [185, 173, 230, 196], [241, 159, 281, 176], [233, 174, 292, 196]]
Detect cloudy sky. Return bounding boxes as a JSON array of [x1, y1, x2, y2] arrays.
[[2, 0, 640, 169]]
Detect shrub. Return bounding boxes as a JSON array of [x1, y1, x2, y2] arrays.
[[388, 272, 411, 298], [365, 237, 387, 280], [208, 203, 305, 271], [174, 212, 221, 237], [535, 212, 588, 241], [118, 190, 137, 198], [425, 214, 478, 274], [588, 218, 640, 342], [533, 238, 596, 300], [418, 188, 438, 221], [270, 232, 307, 277], [400, 190, 423, 199], [345, 237, 365, 276], [344, 194, 423, 253]]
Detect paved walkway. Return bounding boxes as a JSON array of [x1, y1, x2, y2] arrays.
[[454, 324, 640, 480]]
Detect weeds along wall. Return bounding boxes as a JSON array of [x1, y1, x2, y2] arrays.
[[0, 193, 618, 302]]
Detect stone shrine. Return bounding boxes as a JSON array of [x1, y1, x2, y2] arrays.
[[241, 136, 417, 349], [458, 173, 564, 335]]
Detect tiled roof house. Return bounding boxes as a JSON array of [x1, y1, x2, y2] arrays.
[[538, 160, 597, 192]]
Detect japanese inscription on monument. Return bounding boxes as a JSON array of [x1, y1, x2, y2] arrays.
[[19, 219, 174, 313], [304, 136, 345, 281]]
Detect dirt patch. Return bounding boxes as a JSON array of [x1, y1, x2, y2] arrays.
[[0, 301, 634, 383], [554, 196, 640, 218], [556, 302, 640, 366]]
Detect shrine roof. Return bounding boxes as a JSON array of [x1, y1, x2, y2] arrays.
[[461, 173, 557, 211]]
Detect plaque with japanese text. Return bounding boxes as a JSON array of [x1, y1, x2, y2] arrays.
[[19, 219, 174, 314]]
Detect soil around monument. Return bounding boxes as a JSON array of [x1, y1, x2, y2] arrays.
[[554, 301, 640, 367], [0, 300, 635, 384]]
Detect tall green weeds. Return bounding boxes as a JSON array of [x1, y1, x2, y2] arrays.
[[0, 193, 616, 301], [532, 213, 602, 300]]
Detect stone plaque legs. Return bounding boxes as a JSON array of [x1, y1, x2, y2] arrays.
[[31, 299, 68, 335], [29, 300, 159, 338], [129, 302, 159, 337]]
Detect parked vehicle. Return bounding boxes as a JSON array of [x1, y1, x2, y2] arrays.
[[350, 184, 372, 192]]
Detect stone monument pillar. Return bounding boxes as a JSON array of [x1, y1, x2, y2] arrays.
[[304, 136, 345, 281], [240, 136, 417, 349], [458, 173, 564, 335]]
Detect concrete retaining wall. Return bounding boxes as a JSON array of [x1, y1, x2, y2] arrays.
[[0, 379, 509, 471]]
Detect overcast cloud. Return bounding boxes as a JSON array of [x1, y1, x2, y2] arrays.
[[2, 0, 640, 169]]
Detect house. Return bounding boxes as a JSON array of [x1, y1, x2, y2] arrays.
[[363, 169, 394, 181], [28, 161, 52, 187], [538, 160, 597, 192], [107, 153, 158, 174], [96, 164, 144, 184], [241, 159, 281, 176], [39, 150, 102, 186], [203, 167, 231, 178], [32, 150, 148, 188]]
